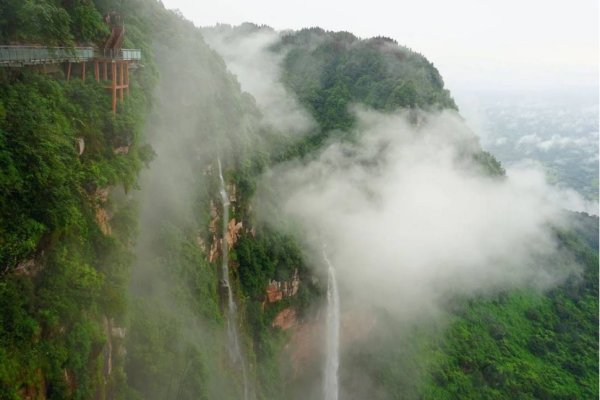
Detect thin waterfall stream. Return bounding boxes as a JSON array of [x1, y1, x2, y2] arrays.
[[323, 250, 340, 400], [218, 158, 250, 400]]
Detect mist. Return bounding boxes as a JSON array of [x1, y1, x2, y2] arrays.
[[256, 108, 584, 320], [202, 24, 316, 135], [124, 16, 278, 398]]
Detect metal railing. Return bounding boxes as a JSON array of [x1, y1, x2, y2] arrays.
[[0, 46, 94, 64], [95, 48, 142, 61], [0, 46, 141, 65]]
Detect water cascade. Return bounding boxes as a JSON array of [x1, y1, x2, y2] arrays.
[[323, 251, 340, 400], [218, 158, 250, 400]]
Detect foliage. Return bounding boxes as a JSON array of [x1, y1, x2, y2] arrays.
[[0, 0, 155, 396], [0, 1, 596, 399], [341, 219, 599, 400], [0, 0, 109, 45]]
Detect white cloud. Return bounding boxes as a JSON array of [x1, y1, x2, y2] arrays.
[[257, 109, 588, 319], [517, 133, 542, 145], [495, 137, 507, 145], [202, 26, 316, 135]]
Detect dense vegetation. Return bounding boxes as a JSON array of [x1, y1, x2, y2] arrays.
[[0, 3, 597, 400], [209, 23, 598, 400], [276, 28, 457, 129], [341, 220, 598, 400], [0, 0, 155, 395]]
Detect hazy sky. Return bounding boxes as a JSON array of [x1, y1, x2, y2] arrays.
[[160, 0, 598, 93]]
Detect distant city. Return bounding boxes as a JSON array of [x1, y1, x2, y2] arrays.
[[457, 88, 599, 201]]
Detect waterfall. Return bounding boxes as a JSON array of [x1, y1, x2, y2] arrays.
[[323, 251, 340, 400], [218, 158, 250, 400]]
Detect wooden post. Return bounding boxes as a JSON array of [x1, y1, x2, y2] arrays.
[[94, 61, 99, 82], [103, 61, 107, 81], [66, 62, 72, 82], [125, 61, 130, 94], [82, 62, 86, 83], [112, 62, 117, 114], [119, 61, 124, 101]]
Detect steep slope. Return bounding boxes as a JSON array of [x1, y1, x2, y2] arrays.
[[0, 2, 155, 398], [0, 1, 284, 398], [267, 29, 598, 400], [0, 5, 597, 400], [340, 221, 598, 400], [204, 23, 598, 400]]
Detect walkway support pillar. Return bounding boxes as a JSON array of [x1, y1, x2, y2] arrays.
[[66, 62, 72, 82], [94, 61, 99, 82], [82, 62, 86, 82], [112, 62, 117, 114], [119, 61, 124, 101], [126, 61, 130, 94]]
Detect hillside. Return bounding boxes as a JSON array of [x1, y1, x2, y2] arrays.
[[0, 2, 597, 400]]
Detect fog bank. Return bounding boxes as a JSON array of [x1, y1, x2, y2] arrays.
[[257, 108, 582, 318]]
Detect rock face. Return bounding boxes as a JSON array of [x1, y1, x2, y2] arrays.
[[272, 307, 298, 330], [111, 326, 126, 340], [227, 218, 243, 248], [209, 241, 218, 263], [283, 311, 378, 379], [113, 146, 129, 155], [284, 319, 324, 379], [265, 268, 300, 304], [227, 183, 237, 203], [196, 236, 206, 251], [93, 316, 127, 400], [14, 258, 42, 277], [94, 187, 111, 235], [76, 137, 85, 155]]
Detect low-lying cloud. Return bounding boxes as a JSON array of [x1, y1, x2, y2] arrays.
[[256, 108, 585, 319], [202, 25, 316, 135]]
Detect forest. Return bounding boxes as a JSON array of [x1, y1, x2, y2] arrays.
[[0, 1, 597, 399]]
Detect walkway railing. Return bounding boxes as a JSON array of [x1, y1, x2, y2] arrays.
[[0, 46, 94, 65], [95, 49, 142, 61], [0, 46, 142, 66]]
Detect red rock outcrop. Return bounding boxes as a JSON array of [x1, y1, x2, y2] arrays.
[[209, 239, 218, 263], [284, 319, 324, 379], [209, 217, 218, 234], [265, 268, 300, 304], [227, 219, 243, 248], [272, 307, 298, 330]]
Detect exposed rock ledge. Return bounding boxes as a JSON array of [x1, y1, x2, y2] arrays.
[[273, 306, 299, 330], [264, 268, 300, 304]]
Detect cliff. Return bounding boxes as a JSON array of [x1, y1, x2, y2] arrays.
[[1, 3, 597, 400]]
